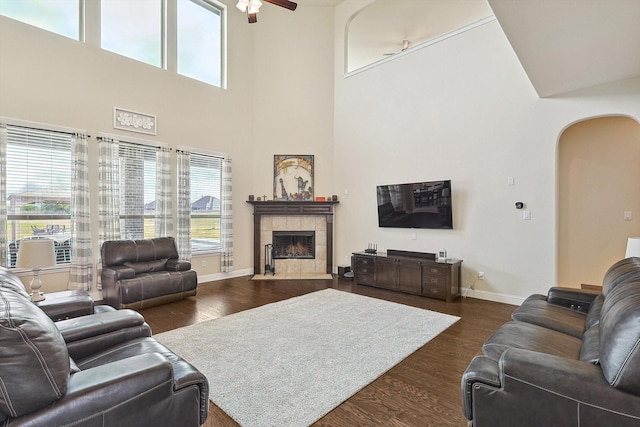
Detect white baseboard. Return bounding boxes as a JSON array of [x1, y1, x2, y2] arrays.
[[197, 268, 254, 285], [461, 287, 525, 306]]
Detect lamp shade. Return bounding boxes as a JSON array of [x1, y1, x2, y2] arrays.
[[626, 237, 640, 258], [16, 239, 56, 269]]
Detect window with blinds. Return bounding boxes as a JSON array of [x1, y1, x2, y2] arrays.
[[118, 142, 158, 240], [190, 152, 222, 252], [5, 125, 73, 267]]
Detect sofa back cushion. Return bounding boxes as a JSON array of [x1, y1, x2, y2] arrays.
[[0, 277, 70, 419], [599, 279, 640, 394], [102, 237, 179, 267], [601, 257, 640, 296]]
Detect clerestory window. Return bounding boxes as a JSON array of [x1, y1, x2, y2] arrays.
[[0, 0, 225, 88]]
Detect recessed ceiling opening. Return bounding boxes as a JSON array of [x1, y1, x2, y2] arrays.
[[346, 0, 493, 74]]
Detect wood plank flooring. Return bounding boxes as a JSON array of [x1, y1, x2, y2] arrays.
[[139, 275, 515, 427]]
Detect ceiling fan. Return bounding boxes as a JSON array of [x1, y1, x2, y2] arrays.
[[236, 0, 298, 23]]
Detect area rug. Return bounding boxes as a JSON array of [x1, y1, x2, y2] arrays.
[[154, 288, 459, 427]]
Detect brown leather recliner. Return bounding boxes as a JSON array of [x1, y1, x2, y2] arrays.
[[0, 269, 208, 426], [101, 237, 198, 309], [462, 257, 640, 427]]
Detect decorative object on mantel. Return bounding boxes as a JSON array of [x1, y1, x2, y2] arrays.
[[274, 154, 314, 201], [315, 196, 326, 201], [257, 197, 262, 201], [332, 195, 338, 201], [248, 195, 255, 201], [113, 107, 156, 135], [365, 243, 377, 254]]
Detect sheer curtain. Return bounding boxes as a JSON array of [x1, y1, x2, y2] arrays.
[[176, 150, 191, 260], [69, 134, 93, 291], [97, 136, 121, 289], [155, 146, 172, 237], [0, 125, 7, 268], [220, 158, 233, 272]]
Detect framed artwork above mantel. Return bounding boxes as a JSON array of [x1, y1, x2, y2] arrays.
[[273, 154, 314, 201]]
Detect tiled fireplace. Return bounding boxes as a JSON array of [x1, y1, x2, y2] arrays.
[[248, 201, 337, 275]]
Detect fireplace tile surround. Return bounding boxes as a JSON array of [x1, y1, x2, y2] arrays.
[[248, 201, 337, 276]]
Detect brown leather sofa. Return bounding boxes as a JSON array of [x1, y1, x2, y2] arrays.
[[0, 268, 209, 426], [101, 237, 197, 309], [462, 257, 640, 427]]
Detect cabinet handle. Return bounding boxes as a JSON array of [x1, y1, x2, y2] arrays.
[[430, 268, 438, 273], [431, 278, 438, 283]]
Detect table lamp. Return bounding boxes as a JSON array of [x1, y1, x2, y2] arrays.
[[626, 237, 640, 258], [16, 239, 56, 302]]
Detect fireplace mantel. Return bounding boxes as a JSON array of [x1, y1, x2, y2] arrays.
[[247, 201, 338, 275]]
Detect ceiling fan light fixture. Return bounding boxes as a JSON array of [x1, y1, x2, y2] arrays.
[[236, 0, 249, 12], [248, 0, 263, 14]]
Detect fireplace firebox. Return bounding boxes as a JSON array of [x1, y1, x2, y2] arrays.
[[272, 231, 315, 259]]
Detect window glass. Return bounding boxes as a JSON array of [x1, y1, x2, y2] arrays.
[[0, 0, 80, 40], [190, 153, 222, 251], [5, 125, 72, 267], [177, 0, 222, 87], [101, 0, 162, 67], [118, 143, 158, 239]]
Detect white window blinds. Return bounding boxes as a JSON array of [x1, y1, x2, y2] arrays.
[[5, 125, 72, 266], [190, 152, 222, 252]]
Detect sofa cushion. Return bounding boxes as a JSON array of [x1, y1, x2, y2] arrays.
[[602, 257, 640, 296], [482, 321, 583, 362], [102, 237, 179, 266], [119, 270, 197, 306], [0, 284, 70, 418], [599, 280, 640, 394], [511, 294, 587, 338], [124, 258, 168, 274]]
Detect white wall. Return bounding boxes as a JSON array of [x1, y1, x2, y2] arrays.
[[0, 2, 335, 290], [333, 1, 640, 303]]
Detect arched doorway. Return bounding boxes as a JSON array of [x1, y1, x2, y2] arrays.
[[557, 116, 640, 287]]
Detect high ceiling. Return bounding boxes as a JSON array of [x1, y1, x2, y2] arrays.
[[301, 0, 640, 98], [488, 0, 640, 97]]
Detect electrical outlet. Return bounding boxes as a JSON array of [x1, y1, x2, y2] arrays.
[[478, 272, 485, 280], [201, 260, 207, 267]]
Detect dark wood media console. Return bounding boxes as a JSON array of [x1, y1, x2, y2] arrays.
[[352, 250, 462, 302]]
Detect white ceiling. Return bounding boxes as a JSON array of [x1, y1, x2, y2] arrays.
[[297, 0, 640, 97], [488, 0, 640, 97]]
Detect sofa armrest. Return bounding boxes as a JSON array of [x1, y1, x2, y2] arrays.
[[165, 258, 192, 272], [56, 310, 152, 360], [546, 287, 600, 313], [102, 265, 136, 280], [461, 355, 501, 420], [11, 353, 174, 426], [467, 348, 640, 426]]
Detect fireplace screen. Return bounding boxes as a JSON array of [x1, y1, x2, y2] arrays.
[[272, 231, 315, 259]]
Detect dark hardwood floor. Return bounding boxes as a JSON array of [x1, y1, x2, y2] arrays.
[[139, 276, 515, 427]]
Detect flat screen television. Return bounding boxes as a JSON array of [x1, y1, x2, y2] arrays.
[[376, 180, 453, 229]]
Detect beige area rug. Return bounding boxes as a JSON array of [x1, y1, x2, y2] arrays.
[[154, 289, 459, 427], [251, 273, 333, 280]]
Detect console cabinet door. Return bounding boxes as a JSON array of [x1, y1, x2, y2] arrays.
[[375, 258, 398, 289], [397, 260, 422, 294]]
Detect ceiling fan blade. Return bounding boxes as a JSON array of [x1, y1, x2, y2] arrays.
[[264, 0, 297, 11], [248, 13, 257, 23]]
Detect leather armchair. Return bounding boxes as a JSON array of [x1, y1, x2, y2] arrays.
[[101, 237, 198, 309], [0, 269, 208, 426]]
